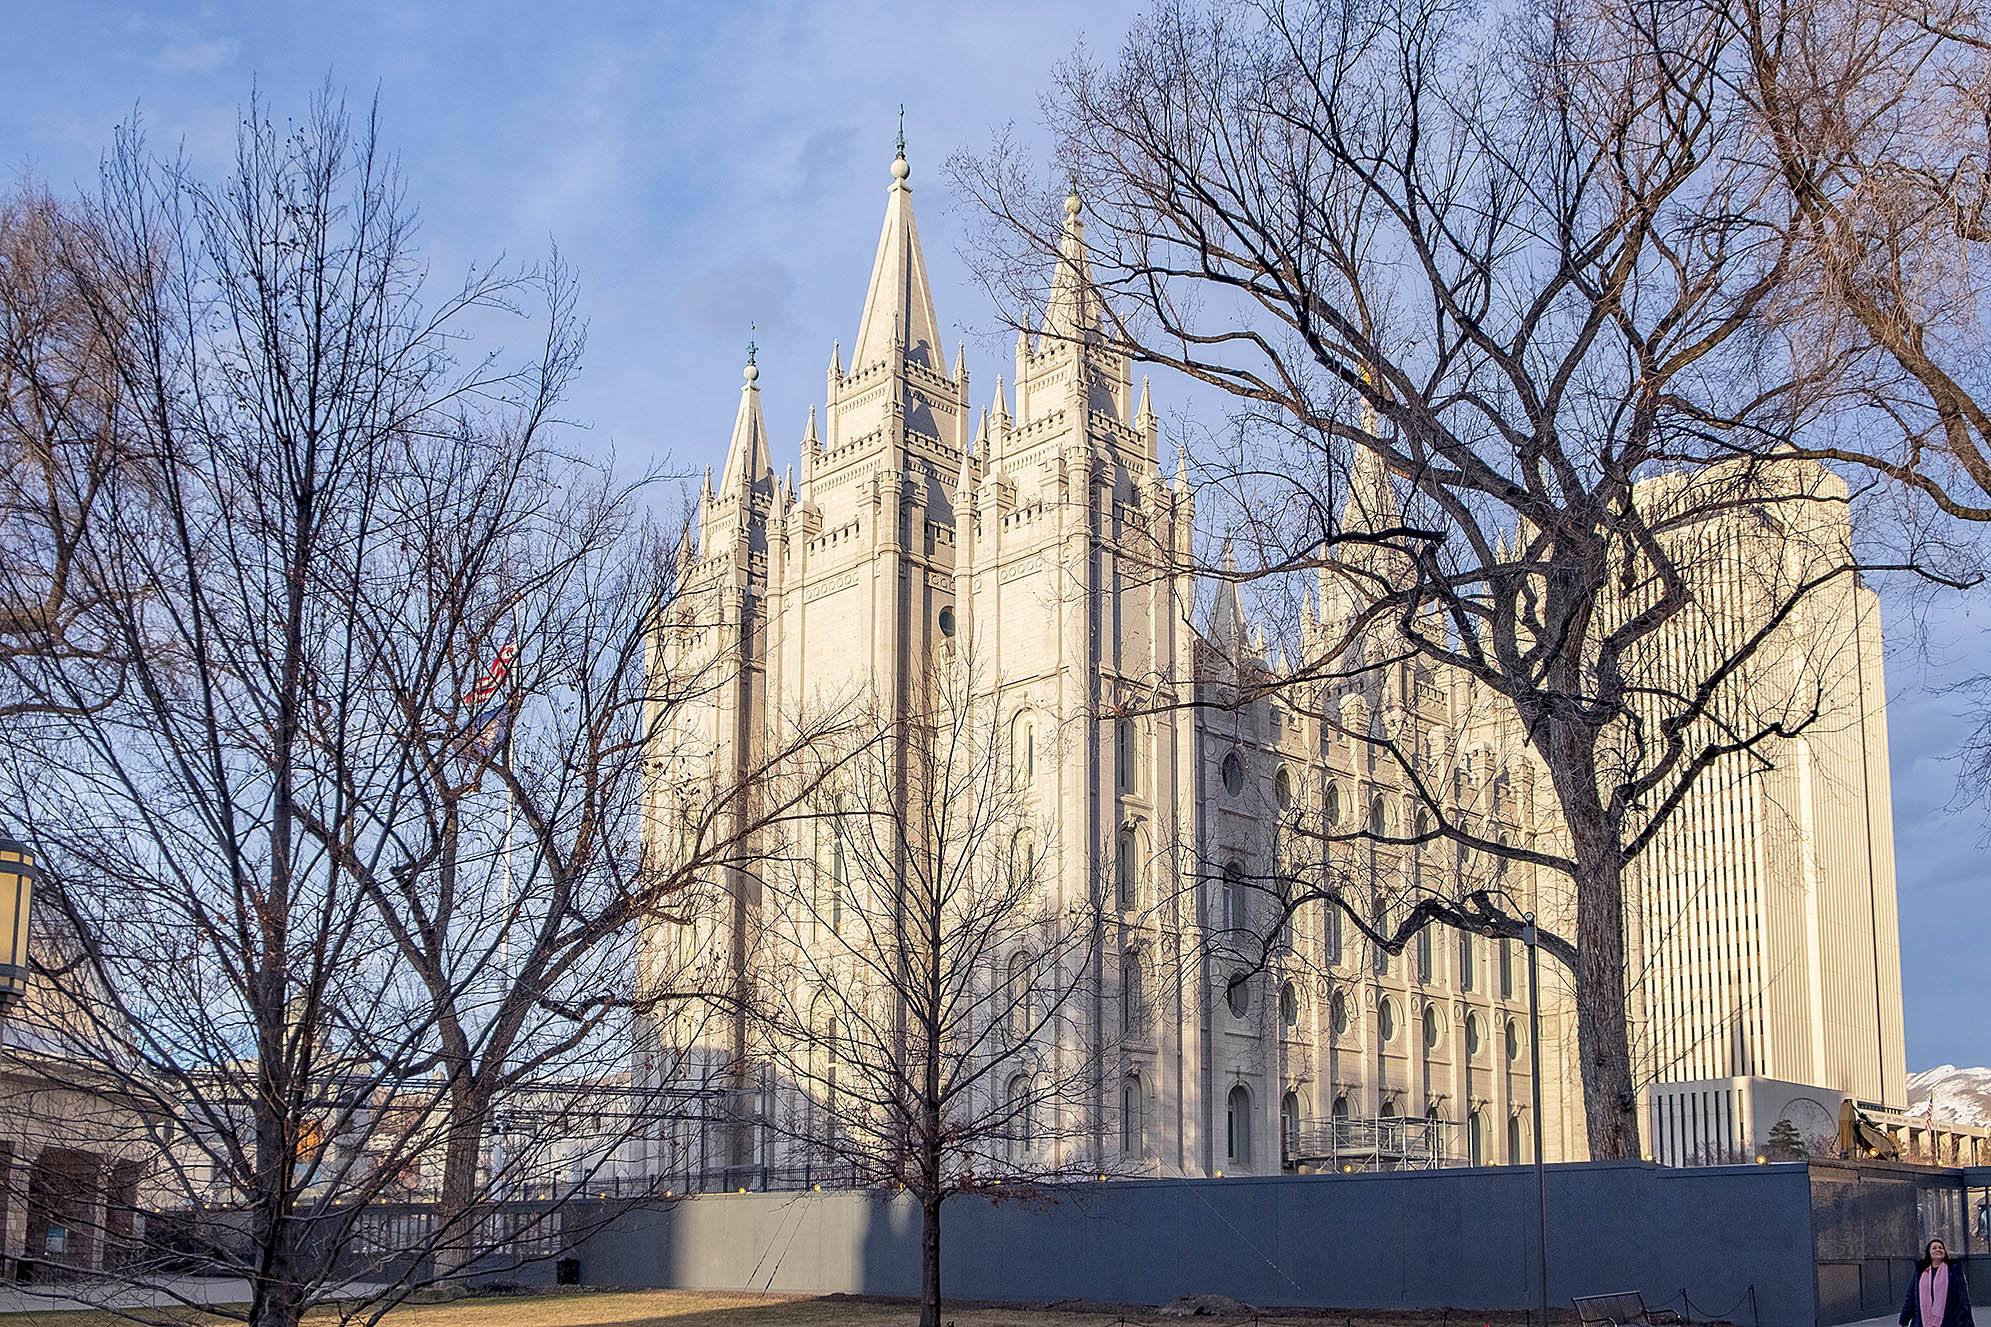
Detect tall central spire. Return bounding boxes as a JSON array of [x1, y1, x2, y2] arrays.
[[851, 138, 944, 375], [1041, 182, 1098, 345]]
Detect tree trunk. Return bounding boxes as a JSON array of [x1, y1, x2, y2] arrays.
[[919, 1089, 944, 1327], [1571, 845, 1641, 1160], [1540, 720, 1643, 1161], [920, 1192, 942, 1327], [432, 1093, 489, 1289]]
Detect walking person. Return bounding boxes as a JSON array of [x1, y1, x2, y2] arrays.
[[1902, 1239, 1975, 1327]]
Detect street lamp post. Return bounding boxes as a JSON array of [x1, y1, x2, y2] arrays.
[[1525, 910, 1549, 1327], [0, 836, 38, 1040]]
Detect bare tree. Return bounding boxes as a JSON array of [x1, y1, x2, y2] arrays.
[[1735, 0, 1991, 521], [954, 0, 1949, 1158], [0, 180, 141, 679], [0, 92, 812, 1323], [749, 644, 1103, 1327]]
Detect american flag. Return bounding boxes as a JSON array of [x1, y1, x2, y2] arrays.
[[460, 642, 518, 760], [464, 642, 518, 707]]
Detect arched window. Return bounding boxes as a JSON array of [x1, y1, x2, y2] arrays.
[[814, 819, 848, 937], [1415, 926, 1433, 982], [1459, 932, 1475, 991], [1115, 827, 1141, 911], [1279, 980, 1300, 1029], [1413, 805, 1433, 840], [1380, 1096, 1398, 1119], [1008, 1074, 1033, 1154], [1116, 718, 1139, 793], [1007, 952, 1034, 1043], [1221, 861, 1244, 931], [1273, 766, 1294, 813], [1120, 950, 1145, 1037], [1422, 1003, 1442, 1050], [1331, 1093, 1350, 1120], [1226, 1084, 1252, 1163], [1226, 974, 1250, 1019], [1122, 1074, 1146, 1156], [809, 992, 840, 1143], [1329, 988, 1350, 1039], [1372, 899, 1391, 975], [1378, 996, 1399, 1043], [1281, 1091, 1301, 1162], [1012, 711, 1037, 788], [1469, 1109, 1486, 1166], [1324, 781, 1343, 826], [1508, 1111, 1529, 1164], [1369, 794, 1393, 836], [1221, 751, 1245, 796], [1010, 828, 1040, 890]]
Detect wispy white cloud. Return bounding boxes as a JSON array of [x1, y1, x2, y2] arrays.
[[157, 37, 239, 73]]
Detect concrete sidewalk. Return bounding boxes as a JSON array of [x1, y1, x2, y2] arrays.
[[0, 1277, 386, 1314]]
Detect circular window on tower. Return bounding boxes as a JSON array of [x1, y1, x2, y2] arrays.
[[1222, 751, 1245, 796], [937, 605, 957, 638]]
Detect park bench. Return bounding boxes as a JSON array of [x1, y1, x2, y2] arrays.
[[1573, 1292, 1686, 1327]]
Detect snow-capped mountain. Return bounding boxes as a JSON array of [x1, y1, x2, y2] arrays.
[[1908, 1065, 1991, 1128]]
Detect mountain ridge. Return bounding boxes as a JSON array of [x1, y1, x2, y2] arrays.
[[1908, 1064, 1991, 1128]]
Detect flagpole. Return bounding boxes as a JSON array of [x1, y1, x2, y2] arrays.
[[501, 600, 520, 988]]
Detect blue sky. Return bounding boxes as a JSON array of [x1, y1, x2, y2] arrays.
[[6, 1, 1987, 1075]]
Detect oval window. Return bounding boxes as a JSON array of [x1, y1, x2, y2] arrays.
[[1222, 751, 1245, 796], [1329, 988, 1350, 1037], [1422, 1004, 1441, 1049], [1465, 1010, 1483, 1057], [1378, 996, 1398, 1043], [1227, 975, 1251, 1019], [937, 605, 957, 637], [1506, 1018, 1522, 1062]]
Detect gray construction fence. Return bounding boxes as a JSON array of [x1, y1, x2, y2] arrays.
[[507, 1159, 1989, 1327]]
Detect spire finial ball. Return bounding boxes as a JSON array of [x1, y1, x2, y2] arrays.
[[1065, 191, 1082, 218], [744, 361, 759, 384], [892, 155, 910, 182]]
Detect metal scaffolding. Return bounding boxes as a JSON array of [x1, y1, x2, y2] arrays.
[[1287, 1115, 1461, 1171]]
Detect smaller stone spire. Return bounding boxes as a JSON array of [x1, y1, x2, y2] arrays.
[[718, 339, 771, 494], [830, 340, 843, 380], [953, 340, 967, 384], [957, 433, 977, 496], [804, 405, 821, 459]]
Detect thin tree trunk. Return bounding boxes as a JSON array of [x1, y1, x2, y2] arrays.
[[919, 1189, 942, 1327]]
